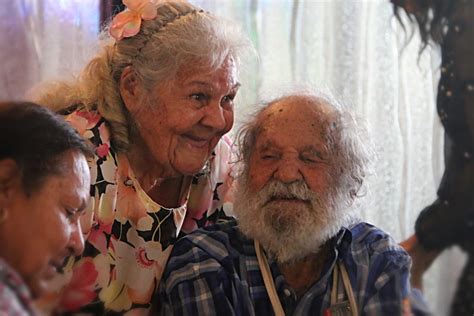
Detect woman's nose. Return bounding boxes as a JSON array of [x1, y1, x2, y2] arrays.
[[201, 102, 227, 131]]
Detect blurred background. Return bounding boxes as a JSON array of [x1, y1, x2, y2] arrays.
[[0, 1, 464, 314]]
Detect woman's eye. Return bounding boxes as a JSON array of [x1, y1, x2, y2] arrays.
[[220, 95, 234, 109], [190, 93, 207, 102]]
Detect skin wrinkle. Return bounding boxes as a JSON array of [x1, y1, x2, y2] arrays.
[[123, 57, 239, 199], [234, 93, 372, 295], [235, 96, 353, 264]]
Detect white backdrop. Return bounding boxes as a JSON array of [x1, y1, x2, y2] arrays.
[[0, 0, 465, 314], [0, 0, 99, 100]]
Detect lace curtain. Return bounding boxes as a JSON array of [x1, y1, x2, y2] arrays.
[[0, 0, 464, 314], [0, 0, 99, 100]]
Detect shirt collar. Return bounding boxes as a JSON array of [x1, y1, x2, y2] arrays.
[[329, 226, 353, 260]]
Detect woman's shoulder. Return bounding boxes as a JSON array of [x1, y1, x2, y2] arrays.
[[65, 109, 104, 137], [64, 109, 115, 160]]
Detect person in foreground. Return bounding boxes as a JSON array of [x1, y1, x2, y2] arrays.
[[159, 93, 415, 315], [34, 0, 250, 314], [0, 101, 91, 315], [392, 1, 474, 314]]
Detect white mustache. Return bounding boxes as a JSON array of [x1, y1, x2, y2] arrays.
[[258, 180, 316, 205]]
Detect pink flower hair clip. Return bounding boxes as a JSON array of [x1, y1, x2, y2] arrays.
[[109, 0, 159, 41]]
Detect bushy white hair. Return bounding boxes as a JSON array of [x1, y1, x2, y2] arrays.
[[234, 92, 374, 263]]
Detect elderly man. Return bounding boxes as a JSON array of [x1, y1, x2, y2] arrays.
[[158, 94, 412, 315]]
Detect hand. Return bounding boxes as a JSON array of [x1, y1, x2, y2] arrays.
[[400, 234, 441, 291]]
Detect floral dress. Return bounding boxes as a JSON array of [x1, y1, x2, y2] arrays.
[[47, 109, 235, 315]]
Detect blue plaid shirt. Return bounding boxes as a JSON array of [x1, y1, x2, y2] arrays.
[[158, 220, 412, 315]]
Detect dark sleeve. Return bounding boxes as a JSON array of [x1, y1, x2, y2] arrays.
[[415, 148, 474, 250], [415, 1, 474, 250]]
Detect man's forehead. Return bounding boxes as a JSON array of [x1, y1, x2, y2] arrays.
[[251, 98, 337, 154], [257, 95, 335, 133]]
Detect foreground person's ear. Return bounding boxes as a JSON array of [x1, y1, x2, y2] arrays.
[[0, 159, 20, 203]]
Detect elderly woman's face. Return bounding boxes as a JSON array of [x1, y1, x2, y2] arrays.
[[130, 57, 239, 176], [0, 150, 90, 297]]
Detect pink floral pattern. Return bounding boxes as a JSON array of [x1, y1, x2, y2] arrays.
[[48, 109, 234, 315], [109, 0, 159, 40], [58, 258, 99, 311]]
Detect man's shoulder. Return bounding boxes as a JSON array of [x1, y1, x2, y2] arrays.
[[348, 222, 409, 264], [162, 220, 245, 288], [350, 222, 401, 248], [171, 219, 245, 263]]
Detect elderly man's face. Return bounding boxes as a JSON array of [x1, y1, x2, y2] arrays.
[[235, 97, 347, 263], [247, 98, 333, 198]]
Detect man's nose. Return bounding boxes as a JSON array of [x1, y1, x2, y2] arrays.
[[273, 160, 303, 183]]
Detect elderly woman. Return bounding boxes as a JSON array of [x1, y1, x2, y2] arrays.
[[35, 0, 251, 314], [0, 101, 91, 315]]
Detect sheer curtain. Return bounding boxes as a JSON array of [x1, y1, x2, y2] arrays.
[[190, 0, 462, 314], [0, 0, 464, 314], [0, 0, 99, 100]]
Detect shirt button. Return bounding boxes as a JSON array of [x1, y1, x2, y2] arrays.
[[283, 288, 292, 297]]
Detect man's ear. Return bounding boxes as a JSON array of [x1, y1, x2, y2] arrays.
[[0, 159, 20, 203], [119, 66, 142, 112]]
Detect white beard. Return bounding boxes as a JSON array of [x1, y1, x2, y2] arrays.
[[234, 178, 354, 263]]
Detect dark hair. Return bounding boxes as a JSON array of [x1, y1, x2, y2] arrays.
[[0, 101, 92, 194], [393, 0, 455, 51]]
